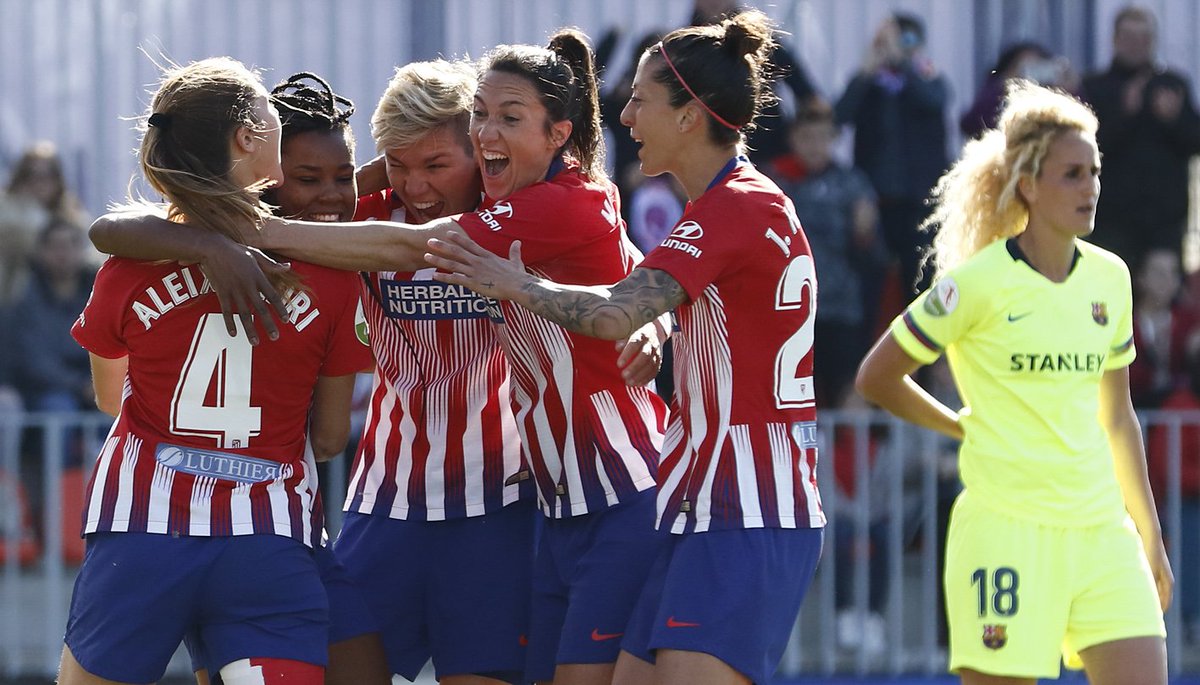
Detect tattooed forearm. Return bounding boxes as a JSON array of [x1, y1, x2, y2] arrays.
[[517, 267, 686, 340]]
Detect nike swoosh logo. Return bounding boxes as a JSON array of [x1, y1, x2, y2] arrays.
[[590, 628, 624, 641], [666, 616, 702, 628], [1007, 312, 1032, 322]]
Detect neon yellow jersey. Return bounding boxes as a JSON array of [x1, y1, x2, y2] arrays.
[[891, 238, 1135, 527]]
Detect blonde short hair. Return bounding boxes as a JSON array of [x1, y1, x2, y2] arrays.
[[371, 59, 476, 153]]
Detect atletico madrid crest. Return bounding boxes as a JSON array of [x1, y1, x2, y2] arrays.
[[1092, 302, 1109, 326], [982, 624, 1008, 650]]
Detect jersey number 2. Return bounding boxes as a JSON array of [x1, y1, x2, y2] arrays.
[[774, 254, 816, 408], [170, 314, 262, 449]]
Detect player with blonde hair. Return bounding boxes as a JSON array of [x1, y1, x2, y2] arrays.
[[857, 80, 1170, 685]]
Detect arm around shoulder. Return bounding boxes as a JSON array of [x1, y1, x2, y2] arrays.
[[89, 209, 220, 262], [260, 216, 460, 273]]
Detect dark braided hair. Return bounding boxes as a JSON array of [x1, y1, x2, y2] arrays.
[[270, 72, 356, 149]]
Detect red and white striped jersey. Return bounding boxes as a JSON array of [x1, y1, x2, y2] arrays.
[[639, 160, 826, 534], [345, 190, 529, 520], [456, 166, 667, 518], [71, 258, 372, 546]]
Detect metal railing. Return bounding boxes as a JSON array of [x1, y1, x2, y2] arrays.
[[1, 409, 1196, 679]]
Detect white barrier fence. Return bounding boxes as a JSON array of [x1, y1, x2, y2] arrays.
[[1, 409, 1197, 679]]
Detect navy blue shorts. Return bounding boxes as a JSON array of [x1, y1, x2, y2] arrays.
[[66, 532, 327, 683], [185, 543, 376, 674], [334, 499, 536, 682], [622, 527, 823, 684], [526, 489, 666, 682]]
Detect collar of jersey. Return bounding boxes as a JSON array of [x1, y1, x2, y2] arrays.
[[1005, 237, 1081, 278], [706, 155, 750, 191], [544, 154, 567, 182]]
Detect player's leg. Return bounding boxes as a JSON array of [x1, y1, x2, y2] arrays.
[[546, 662, 615, 685], [653, 649, 749, 685], [327, 634, 390, 685], [549, 490, 664, 685], [333, 511, 433, 681], [57, 645, 149, 685], [317, 544, 390, 685], [611, 541, 671, 685], [1067, 518, 1166, 685], [943, 492, 1067, 682], [956, 669, 1033, 685], [525, 515, 569, 685], [611, 650, 655, 685], [197, 536, 328, 683], [63, 533, 209, 685], [636, 527, 821, 685], [428, 500, 537, 685], [1078, 636, 1166, 685]]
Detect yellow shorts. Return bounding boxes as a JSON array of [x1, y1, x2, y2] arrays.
[[944, 489, 1164, 679]]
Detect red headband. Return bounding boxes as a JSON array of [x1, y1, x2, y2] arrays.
[[657, 42, 741, 131]]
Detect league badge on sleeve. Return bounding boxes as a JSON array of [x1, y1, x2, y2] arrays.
[[354, 299, 369, 346], [922, 277, 959, 317]]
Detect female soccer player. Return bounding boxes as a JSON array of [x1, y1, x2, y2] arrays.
[[424, 11, 825, 685], [61, 58, 372, 685], [336, 59, 537, 685], [855, 81, 1171, 685], [90, 70, 390, 685], [257, 32, 669, 685]]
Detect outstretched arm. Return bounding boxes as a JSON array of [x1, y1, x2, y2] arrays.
[[89, 210, 290, 345], [260, 216, 460, 273], [1100, 366, 1174, 610], [425, 229, 687, 341]]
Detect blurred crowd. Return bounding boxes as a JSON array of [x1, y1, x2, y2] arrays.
[[3, 0, 1200, 653]]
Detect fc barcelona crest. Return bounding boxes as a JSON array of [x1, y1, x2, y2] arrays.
[[1092, 302, 1109, 326], [982, 624, 1008, 650]]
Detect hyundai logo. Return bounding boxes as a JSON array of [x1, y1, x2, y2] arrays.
[[669, 221, 703, 241]]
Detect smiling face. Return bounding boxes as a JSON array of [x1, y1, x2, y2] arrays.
[[272, 129, 357, 223], [385, 123, 481, 224], [1021, 129, 1101, 240], [470, 69, 571, 200], [619, 55, 682, 179]]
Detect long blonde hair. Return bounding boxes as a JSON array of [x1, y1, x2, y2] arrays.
[[923, 80, 1098, 279], [132, 56, 302, 292]]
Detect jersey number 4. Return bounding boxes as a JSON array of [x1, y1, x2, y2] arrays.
[[170, 313, 262, 449], [773, 254, 816, 409]]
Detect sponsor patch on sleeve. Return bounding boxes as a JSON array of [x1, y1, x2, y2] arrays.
[[922, 277, 959, 317]]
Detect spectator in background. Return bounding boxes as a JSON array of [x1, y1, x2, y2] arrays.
[[1129, 247, 1200, 408], [689, 0, 818, 165], [12, 218, 95, 415], [1082, 5, 1200, 269], [835, 11, 950, 300], [0, 142, 88, 405], [961, 41, 1079, 139], [768, 100, 883, 408], [1147, 348, 1200, 644]]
